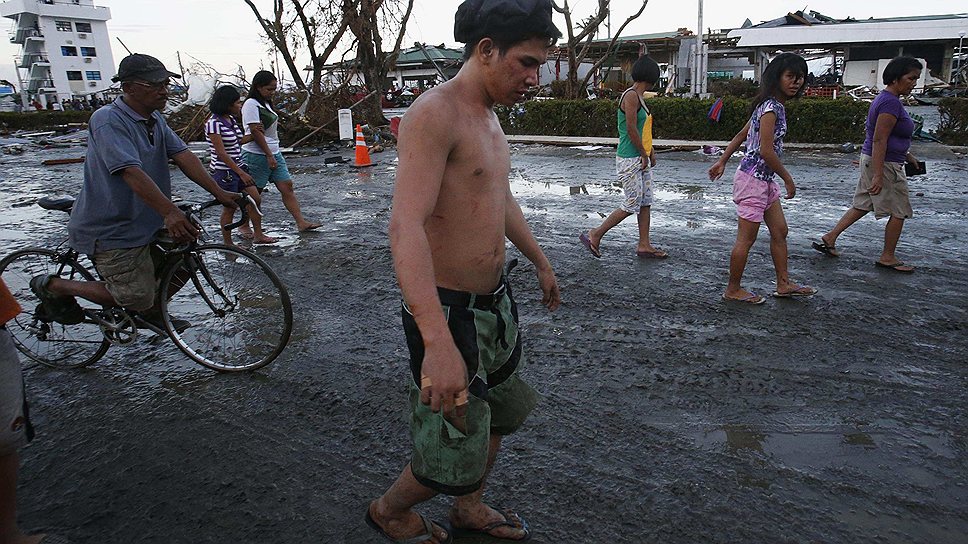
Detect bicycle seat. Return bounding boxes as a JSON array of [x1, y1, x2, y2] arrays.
[[37, 196, 75, 213]]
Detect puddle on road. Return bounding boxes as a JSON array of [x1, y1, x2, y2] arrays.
[[693, 422, 954, 492]]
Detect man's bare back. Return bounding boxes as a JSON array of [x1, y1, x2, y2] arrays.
[[398, 80, 511, 294]]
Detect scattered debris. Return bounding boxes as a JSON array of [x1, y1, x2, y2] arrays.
[[42, 157, 85, 166], [839, 143, 857, 153]]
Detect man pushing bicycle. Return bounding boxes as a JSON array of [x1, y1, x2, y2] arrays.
[[31, 53, 238, 329]]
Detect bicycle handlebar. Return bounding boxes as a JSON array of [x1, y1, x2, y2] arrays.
[[191, 194, 261, 232]]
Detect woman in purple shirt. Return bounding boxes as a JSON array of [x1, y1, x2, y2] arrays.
[[813, 57, 923, 273]]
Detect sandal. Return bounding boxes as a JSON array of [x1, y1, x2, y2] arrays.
[[811, 240, 839, 257]]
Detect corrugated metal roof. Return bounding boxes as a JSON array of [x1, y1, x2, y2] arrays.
[[730, 13, 968, 47], [395, 45, 463, 65]]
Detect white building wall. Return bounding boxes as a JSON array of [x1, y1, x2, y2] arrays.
[[1, 0, 114, 103], [41, 14, 115, 99]]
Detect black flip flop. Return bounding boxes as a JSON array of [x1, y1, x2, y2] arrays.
[[874, 261, 915, 273], [365, 508, 452, 544], [812, 240, 840, 257], [452, 510, 531, 542]]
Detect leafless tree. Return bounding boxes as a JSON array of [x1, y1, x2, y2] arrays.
[[553, 0, 648, 98], [342, 0, 415, 124], [241, 0, 414, 125]]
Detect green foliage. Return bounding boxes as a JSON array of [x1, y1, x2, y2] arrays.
[[937, 98, 968, 146], [497, 97, 870, 143], [708, 78, 759, 99], [0, 111, 92, 131]]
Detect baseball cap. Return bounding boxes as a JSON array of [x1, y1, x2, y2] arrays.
[[111, 53, 181, 83], [454, 0, 561, 45]]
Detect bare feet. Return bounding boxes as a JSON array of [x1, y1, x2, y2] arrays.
[[237, 227, 254, 240], [449, 503, 529, 541], [366, 500, 450, 544], [252, 235, 279, 245]]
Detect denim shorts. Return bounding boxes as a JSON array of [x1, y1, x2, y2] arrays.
[[211, 167, 248, 193], [241, 151, 292, 189]]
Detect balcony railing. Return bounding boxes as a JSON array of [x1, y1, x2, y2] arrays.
[[17, 52, 49, 67], [9, 28, 44, 43], [27, 78, 55, 91]]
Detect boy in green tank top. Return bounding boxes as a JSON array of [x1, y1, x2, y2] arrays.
[[580, 55, 668, 259]]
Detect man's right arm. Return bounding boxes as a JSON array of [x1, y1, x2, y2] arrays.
[[388, 97, 465, 415], [119, 166, 197, 240]]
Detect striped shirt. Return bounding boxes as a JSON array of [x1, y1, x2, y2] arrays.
[[205, 114, 244, 170]]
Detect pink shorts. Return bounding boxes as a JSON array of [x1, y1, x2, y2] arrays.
[[732, 168, 780, 223]]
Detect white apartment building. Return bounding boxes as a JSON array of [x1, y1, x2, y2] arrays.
[[0, 0, 114, 107]]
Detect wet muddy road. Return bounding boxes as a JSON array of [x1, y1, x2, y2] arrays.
[[1, 141, 966, 543]]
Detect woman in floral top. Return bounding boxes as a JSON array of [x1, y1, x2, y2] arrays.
[[708, 53, 817, 304]]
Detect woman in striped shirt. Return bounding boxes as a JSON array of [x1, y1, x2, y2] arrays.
[[206, 85, 277, 245]]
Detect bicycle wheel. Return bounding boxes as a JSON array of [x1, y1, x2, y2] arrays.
[[0, 248, 109, 368], [160, 244, 292, 371]]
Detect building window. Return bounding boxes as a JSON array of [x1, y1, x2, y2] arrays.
[[75, 22, 93, 33], [80, 47, 96, 57], [55, 21, 72, 32], [66, 71, 83, 81], [85, 71, 101, 81], [61, 46, 78, 56]]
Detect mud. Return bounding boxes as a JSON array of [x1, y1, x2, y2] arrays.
[[1, 140, 966, 543]]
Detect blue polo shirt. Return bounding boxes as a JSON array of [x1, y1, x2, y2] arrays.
[[68, 96, 189, 255]]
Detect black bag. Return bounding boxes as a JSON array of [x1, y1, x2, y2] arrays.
[[904, 161, 926, 176]]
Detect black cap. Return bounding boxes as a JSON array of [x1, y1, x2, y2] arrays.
[[111, 53, 181, 83], [454, 0, 561, 45]]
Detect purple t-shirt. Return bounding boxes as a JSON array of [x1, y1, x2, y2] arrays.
[[861, 91, 914, 164], [738, 98, 786, 182]]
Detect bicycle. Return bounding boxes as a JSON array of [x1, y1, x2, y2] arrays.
[[0, 195, 293, 372]]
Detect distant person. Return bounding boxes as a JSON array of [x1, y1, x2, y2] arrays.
[[240, 71, 320, 232], [1, 278, 70, 544], [708, 53, 817, 303], [50, 100, 60, 111], [580, 55, 667, 260], [812, 57, 923, 273], [366, 1, 561, 542], [30, 99, 42, 111], [206, 85, 276, 245]]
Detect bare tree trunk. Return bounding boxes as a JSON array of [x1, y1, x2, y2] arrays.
[[553, 0, 648, 99], [241, 0, 307, 89]]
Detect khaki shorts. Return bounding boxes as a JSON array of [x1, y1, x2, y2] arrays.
[[852, 154, 913, 220], [92, 245, 164, 312], [0, 328, 33, 456]]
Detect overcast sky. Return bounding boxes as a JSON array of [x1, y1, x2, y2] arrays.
[[1, 0, 964, 88]]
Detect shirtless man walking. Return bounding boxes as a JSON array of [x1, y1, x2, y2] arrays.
[[366, 1, 561, 542]]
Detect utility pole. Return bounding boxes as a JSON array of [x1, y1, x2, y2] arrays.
[[954, 30, 966, 84], [692, 0, 705, 96]]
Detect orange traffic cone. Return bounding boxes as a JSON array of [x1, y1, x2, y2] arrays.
[[351, 124, 376, 168]]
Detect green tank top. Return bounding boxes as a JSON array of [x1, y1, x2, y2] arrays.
[[617, 88, 653, 159]]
